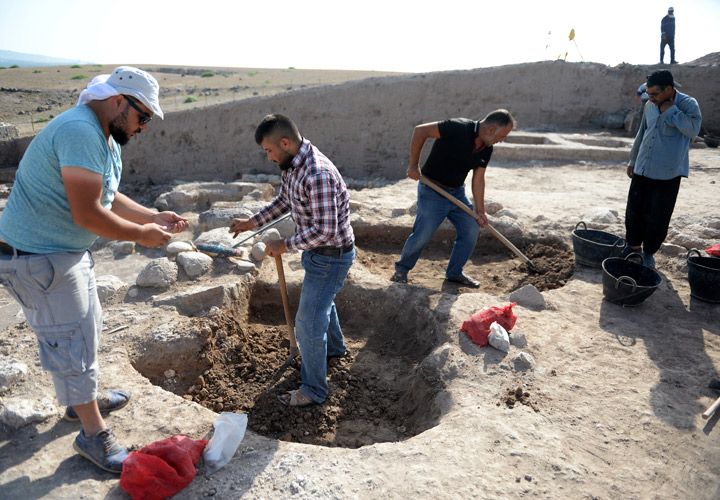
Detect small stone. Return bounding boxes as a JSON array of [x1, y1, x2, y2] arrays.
[[514, 352, 536, 371], [112, 240, 135, 256], [509, 284, 546, 311], [251, 242, 267, 261], [0, 358, 28, 391], [164, 369, 176, 379], [166, 241, 195, 258], [509, 331, 528, 348]]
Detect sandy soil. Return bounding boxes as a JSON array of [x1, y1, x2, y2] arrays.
[[0, 65, 719, 499]]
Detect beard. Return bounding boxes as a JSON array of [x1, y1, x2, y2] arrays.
[[109, 110, 131, 146], [277, 151, 294, 170]]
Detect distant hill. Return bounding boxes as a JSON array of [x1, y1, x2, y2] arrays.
[[0, 50, 91, 68]]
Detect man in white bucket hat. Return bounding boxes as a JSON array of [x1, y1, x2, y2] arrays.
[[0, 66, 187, 473]]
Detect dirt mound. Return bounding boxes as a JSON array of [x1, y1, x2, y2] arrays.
[[686, 52, 720, 65], [356, 240, 574, 294]]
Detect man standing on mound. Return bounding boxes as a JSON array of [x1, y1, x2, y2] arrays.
[[230, 114, 354, 408], [0, 67, 188, 473], [625, 69, 701, 269], [391, 110, 515, 288]]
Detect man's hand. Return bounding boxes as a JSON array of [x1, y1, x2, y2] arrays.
[[475, 210, 489, 227], [138, 223, 173, 248], [153, 212, 189, 233], [626, 164, 634, 178], [264, 239, 287, 257], [406, 164, 420, 181], [659, 99, 673, 113], [229, 218, 256, 238]]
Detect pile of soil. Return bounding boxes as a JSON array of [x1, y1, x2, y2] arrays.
[[501, 385, 539, 412], [356, 241, 574, 294], [183, 312, 437, 448]]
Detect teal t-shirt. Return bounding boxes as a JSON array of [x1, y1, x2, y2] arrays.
[[0, 105, 122, 253]]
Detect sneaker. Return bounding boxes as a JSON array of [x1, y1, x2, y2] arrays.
[[73, 428, 129, 473], [390, 270, 408, 283], [642, 252, 656, 269], [64, 390, 131, 422], [446, 273, 480, 288]]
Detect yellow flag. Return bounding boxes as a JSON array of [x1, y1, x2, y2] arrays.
[[569, 28, 575, 41]]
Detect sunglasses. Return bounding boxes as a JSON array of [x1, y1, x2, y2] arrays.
[[123, 95, 152, 125]]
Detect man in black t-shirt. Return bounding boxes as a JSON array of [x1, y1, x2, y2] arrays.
[[391, 109, 515, 287]]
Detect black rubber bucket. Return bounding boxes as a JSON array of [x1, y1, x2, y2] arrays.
[[602, 253, 662, 306], [687, 249, 720, 303], [572, 221, 626, 268]]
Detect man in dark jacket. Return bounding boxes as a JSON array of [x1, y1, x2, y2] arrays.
[[660, 7, 676, 64]]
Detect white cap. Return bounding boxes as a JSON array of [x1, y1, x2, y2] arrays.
[[106, 66, 163, 119]]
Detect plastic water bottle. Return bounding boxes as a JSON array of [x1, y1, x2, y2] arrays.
[[203, 411, 248, 476]]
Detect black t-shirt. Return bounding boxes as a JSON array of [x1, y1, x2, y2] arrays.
[[421, 118, 493, 188]]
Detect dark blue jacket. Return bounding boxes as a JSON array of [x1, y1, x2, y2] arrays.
[[661, 15, 675, 38]]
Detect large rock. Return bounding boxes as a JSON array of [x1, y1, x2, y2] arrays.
[[0, 398, 57, 429], [199, 206, 254, 232], [136, 259, 178, 288], [95, 275, 127, 304], [259, 228, 282, 244], [0, 358, 28, 392], [580, 208, 620, 226], [177, 252, 213, 279], [509, 284, 546, 311], [195, 227, 237, 249]]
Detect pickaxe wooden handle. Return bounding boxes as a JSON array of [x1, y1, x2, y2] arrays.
[[274, 254, 299, 360]]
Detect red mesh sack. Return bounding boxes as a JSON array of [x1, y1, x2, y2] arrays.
[[460, 303, 517, 346], [120, 435, 208, 500], [706, 244, 720, 257]]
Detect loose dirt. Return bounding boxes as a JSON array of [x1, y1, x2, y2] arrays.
[[178, 308, 438, 449], [356, 241, 574, 294]]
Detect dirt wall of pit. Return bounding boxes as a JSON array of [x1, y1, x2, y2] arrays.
[[3, 61, 719, 181]]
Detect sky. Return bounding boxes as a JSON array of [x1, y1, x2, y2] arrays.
[[1, 0, 719, 72]]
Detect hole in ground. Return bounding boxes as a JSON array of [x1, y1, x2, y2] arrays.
[[132, 282, 446, 448], [355, 229, 574, 294]]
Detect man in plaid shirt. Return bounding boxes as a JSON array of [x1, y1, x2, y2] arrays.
[[230, 114, 354, 407]]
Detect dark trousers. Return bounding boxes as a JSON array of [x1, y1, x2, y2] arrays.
[[625, 174, 681, 255], [660, 36, 675, 63]]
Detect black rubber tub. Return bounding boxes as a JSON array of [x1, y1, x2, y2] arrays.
[[687, 249, 720, 303], [572, 221, 626, 268], [602, 253, 662, 306]]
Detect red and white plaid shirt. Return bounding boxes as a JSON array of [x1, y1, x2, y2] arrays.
[[250, 139, 354, 252]]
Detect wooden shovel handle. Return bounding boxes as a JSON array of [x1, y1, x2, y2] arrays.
[[274, 255, 298, 356], [703, 394, 720, 420]]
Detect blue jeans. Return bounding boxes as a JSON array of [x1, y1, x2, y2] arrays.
[[395, 183, 480, 278], [296, 247, 354, 403]]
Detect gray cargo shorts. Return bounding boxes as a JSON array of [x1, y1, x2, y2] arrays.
[[0, 250, 102, 406]]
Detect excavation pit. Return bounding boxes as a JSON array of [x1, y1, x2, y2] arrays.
[[354, 232, 574, 294], [132, 280, 446, 448]]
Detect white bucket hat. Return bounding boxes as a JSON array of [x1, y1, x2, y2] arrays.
[[77, 66, 164, 119]]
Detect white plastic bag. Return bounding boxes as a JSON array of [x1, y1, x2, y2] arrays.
[[488, 321, 510, 353], [203, 411, 248, 476]]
